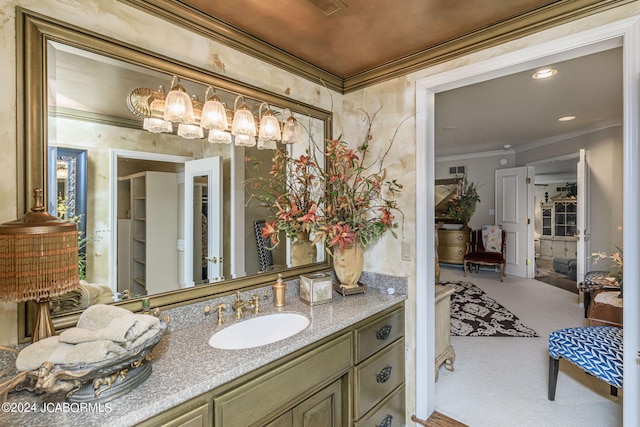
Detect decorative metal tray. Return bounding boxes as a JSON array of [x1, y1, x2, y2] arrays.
[[15, 319, 168, 403]]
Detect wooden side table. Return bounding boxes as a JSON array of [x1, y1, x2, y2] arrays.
[[435, 284, 456, 380], [588, 290, 623, 327]]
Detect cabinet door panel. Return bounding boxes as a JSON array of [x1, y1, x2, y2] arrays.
[[215, 334, 351, 426], [265, 411, 293, 427], [292, 379, 342, 427]]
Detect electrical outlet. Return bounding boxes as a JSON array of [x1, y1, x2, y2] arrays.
[[401, 241, 412, 261]]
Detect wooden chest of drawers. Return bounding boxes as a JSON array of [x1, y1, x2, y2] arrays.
[[437, 229, 470, 264]]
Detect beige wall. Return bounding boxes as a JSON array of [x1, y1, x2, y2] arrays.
[[435, 152, 517, 230]]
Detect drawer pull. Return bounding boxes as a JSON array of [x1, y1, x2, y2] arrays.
[[376, 366, 393, 383], [378, 414, 393, 427], [376, 325, 392, 340]]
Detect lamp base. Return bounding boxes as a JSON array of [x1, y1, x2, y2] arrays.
[[32, 299, 55, 343]]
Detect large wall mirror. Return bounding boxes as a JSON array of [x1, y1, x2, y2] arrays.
[[18, 10, 332, 340]]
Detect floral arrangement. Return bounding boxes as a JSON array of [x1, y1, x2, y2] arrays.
[[592, 226, 623, 285], [247, 108, 406, 254], [445, 178, 481, 224]]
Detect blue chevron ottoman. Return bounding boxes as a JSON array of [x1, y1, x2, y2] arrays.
[[548, 326, 623, 400]]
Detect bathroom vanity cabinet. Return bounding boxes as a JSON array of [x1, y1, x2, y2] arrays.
[[138, 304, 405, 427]]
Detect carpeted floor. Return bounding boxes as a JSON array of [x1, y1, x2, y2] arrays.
[[445, 281, 539, 337], [435, 265, 622, 427]]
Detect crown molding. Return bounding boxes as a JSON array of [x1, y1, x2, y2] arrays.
[[118, 0, 343, 92], [118, 0, 635, 94]]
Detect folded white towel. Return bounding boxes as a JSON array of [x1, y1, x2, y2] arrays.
[[59, 314, 159, 344], [16, 336, 127, 371], [76, 304, 132, 330]]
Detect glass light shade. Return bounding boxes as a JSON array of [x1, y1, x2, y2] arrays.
[[164, 78, 194, 123], [177, 123, 204, 139], [208, 129, 232, 144], [258, 111, 282, 142], [281, 115, 302, 144], [201, 97, 228, 131], [231, 103, 257, 137], [234, 134, 256, 147], [143, 117, 173, 133], [257, 138, 277, 150]]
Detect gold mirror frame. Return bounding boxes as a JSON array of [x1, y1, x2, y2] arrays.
[[16, 9, 332, 342]]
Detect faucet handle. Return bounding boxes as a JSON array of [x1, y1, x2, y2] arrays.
[[249, 295, 261, 315], [216, 303, 227, 326]]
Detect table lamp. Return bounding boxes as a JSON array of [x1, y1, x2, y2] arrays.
[[0, 189, 79, 342]]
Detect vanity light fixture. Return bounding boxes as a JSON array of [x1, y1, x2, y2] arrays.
[[208, 129, 232, 144], [231, 96, 257, 147], [164, 76, 195, 123], [177, 123, 204, 139], [281, 109, 302, 144], [558, 115, 576, 121], [258, 102, 282, 142], [143, 117, 173, 134], [200, 86, 229, 131], [128, 79, 304, 147], [532, 68, 557, 79]]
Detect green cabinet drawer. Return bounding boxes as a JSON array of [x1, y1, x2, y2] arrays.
[[214, 333, 352, 426], [354, 338, 405, 419], [354, 308, 404, 363], [355, 385, 404, 427]]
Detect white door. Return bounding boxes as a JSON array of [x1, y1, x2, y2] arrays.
[[576, 148, 590, 283], [184, 157, 222, 286], [495, 166, 535, 278]]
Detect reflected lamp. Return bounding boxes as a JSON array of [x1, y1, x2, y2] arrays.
[[281, 110, 302, 144]]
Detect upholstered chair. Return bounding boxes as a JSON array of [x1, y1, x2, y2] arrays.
[[463, 226, 507, 282]]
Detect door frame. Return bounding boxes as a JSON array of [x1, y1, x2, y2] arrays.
[[109, 149, 192, 291], [415, 17, 640, 425]]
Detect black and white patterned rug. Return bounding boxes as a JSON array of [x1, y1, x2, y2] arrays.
[[444, 281, 539, 337]]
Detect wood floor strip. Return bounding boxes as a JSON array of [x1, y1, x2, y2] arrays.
[[412, 411, 469, 427]]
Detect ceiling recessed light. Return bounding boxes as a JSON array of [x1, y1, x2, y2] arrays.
[[558, 115, 576, 122], [532, 68, 557, 79]]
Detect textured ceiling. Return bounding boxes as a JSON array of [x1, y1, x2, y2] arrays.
[[181, 0, 557, 78]]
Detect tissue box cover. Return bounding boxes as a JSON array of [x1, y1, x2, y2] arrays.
[[300, 271, 333, 306]]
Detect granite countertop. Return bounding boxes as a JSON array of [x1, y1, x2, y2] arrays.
[[0, 290, 405, 427]]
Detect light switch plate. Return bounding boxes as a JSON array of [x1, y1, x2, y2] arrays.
[[401, 241, 412, 261]]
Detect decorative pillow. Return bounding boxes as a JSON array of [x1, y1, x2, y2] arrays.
[[482, 225, 502, 253]]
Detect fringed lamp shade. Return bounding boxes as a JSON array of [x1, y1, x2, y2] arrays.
[[0, 189, 79, 342]]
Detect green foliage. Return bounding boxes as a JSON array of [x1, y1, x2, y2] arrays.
[[444, 179, 481, 224]]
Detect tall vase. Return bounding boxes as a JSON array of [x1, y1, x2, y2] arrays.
[[290, 231, 317, 267], [333, 243, 364, 289]]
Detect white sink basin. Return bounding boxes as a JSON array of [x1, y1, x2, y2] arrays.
[[208, 313, 310, 350]]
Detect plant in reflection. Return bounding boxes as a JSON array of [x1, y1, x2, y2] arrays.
[[245, 146, 324, 247], [57, 196, 98, 280]]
